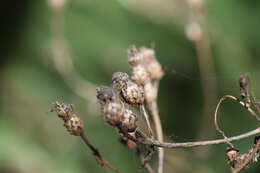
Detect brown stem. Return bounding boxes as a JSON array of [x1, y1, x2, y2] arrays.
[[147, 80, 164, 173], [140, 105, 154, 138], [80, 132, 121, 173], [130, 127, 260, 149], [135, 148, 155, 173], [232, 140, 260, 173]]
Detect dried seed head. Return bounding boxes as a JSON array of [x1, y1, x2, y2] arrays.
[[140, 47, 164, 80], [101, 102, 124, 127], [131, 65, 149, 85], [64, 116, 84, 136], [51, 102, 75, 121], [112, 72, 129, 90], [51, 102, 84, 136], [254, 136, 260, 145], [239, 74, 250, 99], [128, 46, 143, 66], [144, 82, 157, 105], [226, 148, 240, 169], [122, 81, 145, 106], [121, 109, 138, 132], [96, 86, 118, 104]]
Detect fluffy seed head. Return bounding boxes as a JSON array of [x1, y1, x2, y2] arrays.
[[112, 72, 129, 90]]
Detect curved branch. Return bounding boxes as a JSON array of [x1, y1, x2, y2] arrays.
[[133, 127, 260, 149]]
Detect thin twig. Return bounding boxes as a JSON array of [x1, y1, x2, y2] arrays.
[[147, 80, 164, 173], [215, 95, 260, 122], [136, 127, 260, 149], [80, 132, 121, 173], [140, 105, 154, 138], [232, 140, 260, 173], [214, 96, 235, 148], [135, 148, 155, 173]]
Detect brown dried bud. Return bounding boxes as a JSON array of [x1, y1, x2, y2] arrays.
[[121, 109, 138, 132], [112, 72, 129, 90], [51, 102, 74, 121], [140, 47, 164, 80], [96, 86, 118, 104], [101, 102, 124, 127], [51, 102, 84, 136], [226, 148, 240, 169], [131, 65, 149, 85], [239, 74, 250, 100], [64, 116, 84, 136], [128, 46, 143, 66], [121, 81, 145, 106]]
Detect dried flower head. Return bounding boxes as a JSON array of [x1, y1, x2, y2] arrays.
[[64, 116, 84, 136], [131, 65, 149, 85], [121, 81, 145, 106], [96, 86, 118, 104], [51, 102, 84, 136], [112, 72, 144, 106], [140, 47, 164, 80], [112, 72, 129, 90], [101, 102, 124, 127], [128, 46, 143, 66], [226, 147, 240, 169], [121, 109, 138, 132], [239, 74, 250, 100]]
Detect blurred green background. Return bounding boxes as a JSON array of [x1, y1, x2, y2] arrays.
[[1, 0, 260, 173]]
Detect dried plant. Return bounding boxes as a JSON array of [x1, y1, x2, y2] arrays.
[[49, 45, 260, 173]]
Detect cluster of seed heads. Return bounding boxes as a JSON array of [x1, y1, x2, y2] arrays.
[[112, 72, 145, 106], [96, 46, 164, 146], [51, 102, 84, 136], [96, 86, 138, 132], [127, 46, 164, 106]]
